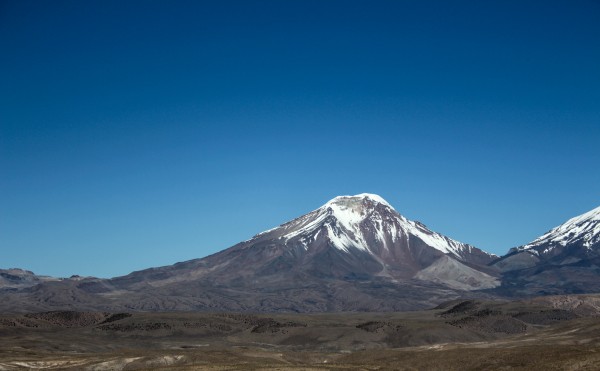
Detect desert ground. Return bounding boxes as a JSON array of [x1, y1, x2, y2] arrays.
[[1, 297, 600, 370]]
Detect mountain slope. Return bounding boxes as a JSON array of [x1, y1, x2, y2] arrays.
[[415, 255, 500, 290]]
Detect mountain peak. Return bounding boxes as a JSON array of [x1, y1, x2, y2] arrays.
[[246, 193, 496, 265]]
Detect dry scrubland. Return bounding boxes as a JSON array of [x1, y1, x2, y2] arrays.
[[1, 296, 600, 370]]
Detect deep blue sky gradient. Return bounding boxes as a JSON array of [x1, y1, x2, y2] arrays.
[[1, 0, 599, 277]]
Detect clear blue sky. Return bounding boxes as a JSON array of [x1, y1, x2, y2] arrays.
[[1, 0, 599, 278]]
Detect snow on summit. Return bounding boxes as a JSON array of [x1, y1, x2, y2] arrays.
[[250, 193, 496, 261], [326, 193, 393, 209]]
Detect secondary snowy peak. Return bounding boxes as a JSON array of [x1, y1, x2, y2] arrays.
[[520, 205, 600, 252]]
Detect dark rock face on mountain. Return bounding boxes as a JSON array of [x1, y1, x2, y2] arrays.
[[0, 194, 499, 312], [491, 206, 600, 296]]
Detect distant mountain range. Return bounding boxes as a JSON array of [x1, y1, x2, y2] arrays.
[[1, 194, 599, 312]]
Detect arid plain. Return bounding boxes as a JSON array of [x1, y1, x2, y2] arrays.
[[2, 295, 600, 370]]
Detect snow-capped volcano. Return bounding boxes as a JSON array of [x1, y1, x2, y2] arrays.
[[248, 193, 496, 265]]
